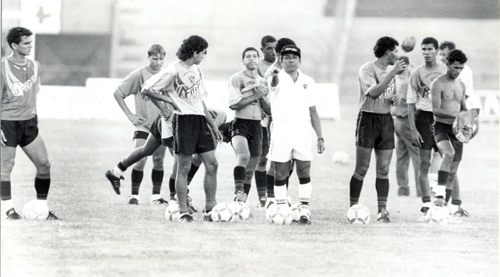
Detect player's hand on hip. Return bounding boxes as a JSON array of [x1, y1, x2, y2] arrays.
[[1, 130, 6, 147], [213, 129, 222, 143], [128, 114, 145, 126], [317, 139, 325, 154], [411, 130, 423, 147]]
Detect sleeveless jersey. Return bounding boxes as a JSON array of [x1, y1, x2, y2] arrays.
[[358, 61, 395, 114], [1, 57, 40, 120], [142, 60, 207, 116], [407, 63, 446, 112]]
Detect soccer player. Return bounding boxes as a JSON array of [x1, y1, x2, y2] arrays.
[[1, 27, 59, 220], [254, 35, 277, 207], [390, 56, 420, 197], [349, 36, 406, 223], [266, 44, 325, 225], [141, 35, 221, 222], [431, 49, 469, 215], [111, 44, 169, 205], [228, 47, 270, 203], [406, 37, 447, 217]]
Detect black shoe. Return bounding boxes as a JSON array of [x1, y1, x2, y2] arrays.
[[377, 209, 391, 223], [299, 216, 311, 225], [128, 198, 139, 205], [151, 198, 168, 205], [6, 208, 22, 220], [105, 170, 123, 195], [179, 213, 194, 223], [203, 210, 213, 222], [46, 211, 60, 220]]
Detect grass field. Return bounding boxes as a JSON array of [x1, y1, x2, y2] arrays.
[[1, 103, 498, 277]]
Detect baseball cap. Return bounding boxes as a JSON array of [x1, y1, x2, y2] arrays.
[[280, 45, 301, 59]]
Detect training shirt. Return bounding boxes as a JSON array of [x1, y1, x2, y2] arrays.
[[267, 69, 316, 123], [115, 65, 161, 132], [1, 57, 40, 120], [407, 63, 446, 112], [142, 60, 207, 116], [228, 70, 266, 120], [358, 61, 395, 114]]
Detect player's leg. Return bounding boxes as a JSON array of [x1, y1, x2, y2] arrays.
[[150, 145, 167, 204], [374, 149, 393, 223], [1, 145, 21, 219], [295, 159, 312, 225], [231, 135, 251, 202], [418, 149, 432, 212], [175, 153, 194, 218], [187, 154, 202, 185], [394, 119, 410, 196], [274, 161, 290, 206], [243, 156, 259, 201], [350, 146, 372, 206], [434, 140, 455, 206], [197, 150, 218, 215], [129, 135, 148, 205], [168, 149, 177, 201], [254, 126, 269, 207]]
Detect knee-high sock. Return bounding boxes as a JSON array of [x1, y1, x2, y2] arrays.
[[349, 176, 363, 206], [35, 178, 50, 200], [376, 178, 389, 212], [255, 170, 267, 198], [274, 179, 287, 205], [151, 169, 164, 195], [131, 169, 143, 195]]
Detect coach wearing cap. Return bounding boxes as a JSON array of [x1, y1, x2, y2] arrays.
[[266, 44, 325, 225]]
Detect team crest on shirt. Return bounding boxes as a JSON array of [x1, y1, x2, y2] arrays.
[[303, 84, 308, 89], [174, 71, 200, 99]]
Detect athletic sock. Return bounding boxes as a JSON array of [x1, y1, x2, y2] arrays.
[[349, 176, 363, 206], [169, 178, 176, 199], [266, 174, 275, 198], [34, 178, 51, 200], [255, 170, 267, 198], [375, 178, 389, 213], [113, 162, 127, 177], [131, 169, 144, 195], [298, 177, 311, 204], [451, 199, 462, 206], [187, 163, 200, 184], [422, 196, 431, 203], [1, 181, 12, 201], [445, 189, 452, 204], [244, 183, 251, 196], [274, 179, 287, 205], [436, 170, 449, 198], [233, 166, 246, 194], [151, 169, 164, 195]]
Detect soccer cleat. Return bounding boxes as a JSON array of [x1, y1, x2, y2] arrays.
[[187, 196, 198, 213], [203, 210, 213, 222], [397, 186, 410, 197], [299, 215, 311, 225], [419, 207, 431, 222], [151, 198, 168, 205], [265, 198, 276, 209], [128, 198, 139, 205], [46, 211, 60, 220], [453, 208, 469, 217], [234, 191, 248, 203], [434, 196, 446, 207], [256, 196, 267, 208], [105, 170, 123, 195], [179, 213, 194, 223], [377, 209, 391, 223], [5, 208, 22, 220]]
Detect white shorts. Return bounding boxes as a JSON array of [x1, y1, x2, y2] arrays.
[[268, 121, 312, 162]]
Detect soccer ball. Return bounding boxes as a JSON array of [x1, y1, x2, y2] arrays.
[[290, 203, 311, 222], [211, 202, 235, 222], [266, 204, 293, 225], [428, 206, 450, 223], [346, 204, 371, 224], [164, 202, 181, 221], [22, 200, 49, 220], [229, 202, 251, 220]]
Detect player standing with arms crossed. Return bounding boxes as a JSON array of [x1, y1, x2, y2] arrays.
[[406, 37, 446, 218], [349, 36, 405, 223], [228, 47, 270, 203], [1, 27, 59, 220], [110, 44, 169, 205], [141, 35, 221, 222], [267, 45, 325, 225]]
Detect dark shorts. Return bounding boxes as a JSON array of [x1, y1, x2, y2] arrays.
[[149, 115, 173, 148], [434, 121, 463, 161], [415, 110, 438, 151], [1, 115, 39, 147], [261, 127, 269, 156], [355, 111, 394, 150], [173, 114, 215, 155], [231, 118, 263, 157], [133, 130, 149, 140]]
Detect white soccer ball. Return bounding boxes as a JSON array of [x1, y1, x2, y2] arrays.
[[229, 202, 251, 220], [22, 200, 49, 220], [267, 204, 293, 225], [290, 203, 311, 222], [165, 202, 181, 221], [346, 204, 371, 224], [428, 206, 450, 223], [211, 202, 235, 222], [332, 151, 350, 165]]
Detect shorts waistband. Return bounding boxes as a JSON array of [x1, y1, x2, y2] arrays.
[[234, 118, 261, 124]]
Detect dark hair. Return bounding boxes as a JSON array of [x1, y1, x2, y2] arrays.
[[6, 27, 33, 49], [446, 49, 467, 64], [261, 35, 276, 48], [421, 37, 438, 50], [276, 38, 296, 54], [148, 44, 166, 57], [373, 36, 399, 58], [439, 41, 456, 51], [176, 35, 208, 61], [241, 47, 259, 59]]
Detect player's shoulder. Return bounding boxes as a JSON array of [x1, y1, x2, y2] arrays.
[[298, 70, 315, 83]]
